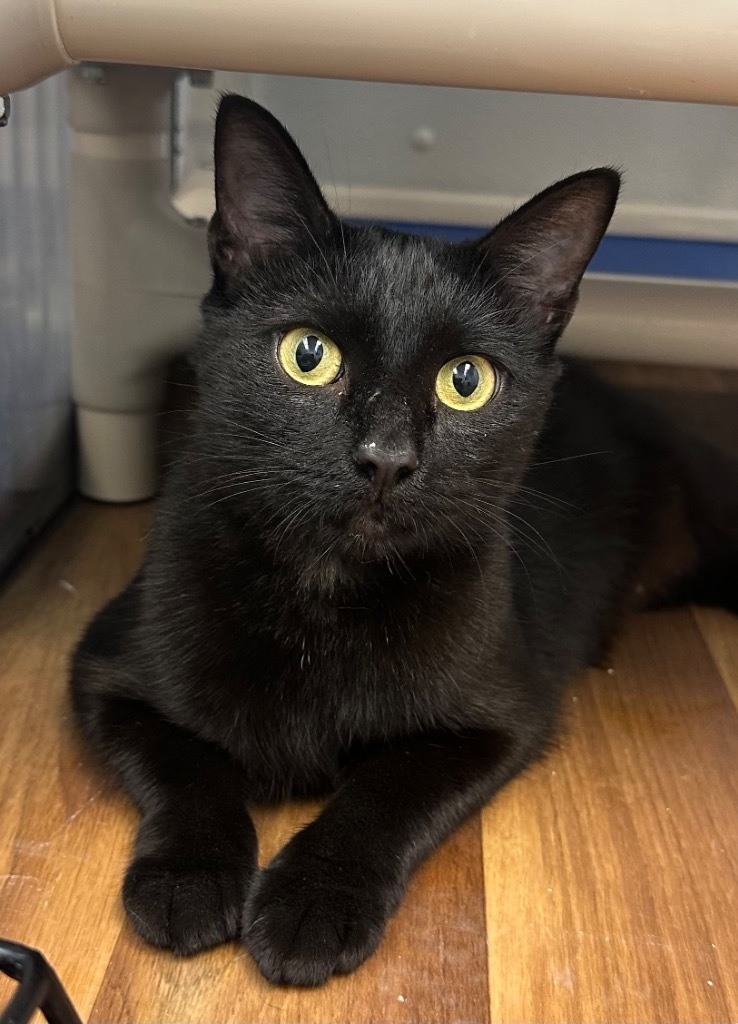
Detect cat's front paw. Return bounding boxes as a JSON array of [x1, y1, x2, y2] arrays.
[[243, 852, 396, 986], [123, 854, 253, 956]]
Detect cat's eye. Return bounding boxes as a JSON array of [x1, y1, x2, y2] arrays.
[[435, 355, 498, 411], [278, 327, 343, 386]]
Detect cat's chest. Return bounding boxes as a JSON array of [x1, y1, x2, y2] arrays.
[[166, 612, 454, 799], [242, 609, 451, 724], [184, 596, 484, 761]]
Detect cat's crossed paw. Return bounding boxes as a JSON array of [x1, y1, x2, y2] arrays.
[[123, 853, 253, 956], [242, 849, 397, 986]]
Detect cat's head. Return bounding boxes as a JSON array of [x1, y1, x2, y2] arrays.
[[194, 95, 618, 588]]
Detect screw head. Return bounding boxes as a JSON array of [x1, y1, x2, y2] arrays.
[[410, 126, 436, 152]]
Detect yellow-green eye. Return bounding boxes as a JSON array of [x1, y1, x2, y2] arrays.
[[278, 327, 343, 386], [435, 355, 497, 411]]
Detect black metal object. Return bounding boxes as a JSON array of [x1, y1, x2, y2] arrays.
[[0, 940, 83, 1024]]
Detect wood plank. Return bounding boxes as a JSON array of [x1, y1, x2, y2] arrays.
[[0, 502, 150, 1021], [694, 606, 738, 711], [483, 608, 738, 1023]]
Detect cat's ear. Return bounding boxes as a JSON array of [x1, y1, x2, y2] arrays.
[[477, 169, 620, 344], [208, 94, 334, 283]]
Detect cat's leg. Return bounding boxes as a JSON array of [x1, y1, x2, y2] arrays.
[[75, 691, 258, 955], [243, 728, 540, 985], [72, 598, 257, 955]]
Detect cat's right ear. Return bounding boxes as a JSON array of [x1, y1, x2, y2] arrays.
[[208, 95, 334, 285], [476, 169, 620, 345]]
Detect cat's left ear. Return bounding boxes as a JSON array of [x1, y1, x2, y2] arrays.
[[477, 169, 620, 344], [208, 94, 335, 285]]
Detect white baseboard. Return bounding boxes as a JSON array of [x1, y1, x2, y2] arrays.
[[565, 276, 738, 368], [175, 170, 738, 243], [327, 185, 738, 243]]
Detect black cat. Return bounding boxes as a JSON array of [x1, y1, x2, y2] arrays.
[[71, 95, 738, 986]]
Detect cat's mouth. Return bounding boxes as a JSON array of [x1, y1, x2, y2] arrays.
[[344, 504, 419, 559]]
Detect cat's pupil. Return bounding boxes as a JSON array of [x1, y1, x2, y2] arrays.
[[453, 361, 479, 398], [295, 335, 324, 373]]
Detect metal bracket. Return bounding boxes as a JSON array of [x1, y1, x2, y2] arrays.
[[0, 95, 10, 127], [76, 63, 106, 85], [188, 70, 214, 89]]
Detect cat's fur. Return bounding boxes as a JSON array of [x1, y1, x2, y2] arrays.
[[71, 95, 738, 986]]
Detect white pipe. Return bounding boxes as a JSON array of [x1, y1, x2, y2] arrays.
[[68, 66, 209, 502], [3, 0, 74, 94], [2, 0, 738, 104]]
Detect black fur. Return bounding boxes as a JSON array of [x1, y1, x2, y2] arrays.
[[71, 95, 738, 986]]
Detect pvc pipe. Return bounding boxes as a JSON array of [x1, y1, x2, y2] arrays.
[[77, 409, 159, 502], [68, 66, 209, 502], [2, 0, 74, 95], [2, 0, 738, 104]]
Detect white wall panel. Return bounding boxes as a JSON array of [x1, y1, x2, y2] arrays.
[[0, 77, 73, 571], [187, 75, 738, 241]]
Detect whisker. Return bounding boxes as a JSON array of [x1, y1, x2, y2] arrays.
[[530, 450, 612, 468]]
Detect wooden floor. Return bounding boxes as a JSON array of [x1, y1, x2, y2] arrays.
[[1, 498, 737, 1024]]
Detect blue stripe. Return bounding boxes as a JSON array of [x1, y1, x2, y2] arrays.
[[362, 220, 738, 283]]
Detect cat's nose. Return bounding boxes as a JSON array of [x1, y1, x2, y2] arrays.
[[355, 442, 418, 499]]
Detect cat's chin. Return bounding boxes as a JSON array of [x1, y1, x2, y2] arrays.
[[341, 508, 425, 563], [289, 513, 425, 595]]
